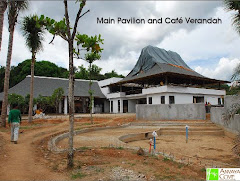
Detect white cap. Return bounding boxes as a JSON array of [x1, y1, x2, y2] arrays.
[[152, 131, 158, 137]]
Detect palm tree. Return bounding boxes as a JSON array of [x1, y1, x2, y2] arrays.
[[0, 1, 28, 127], [232, 63, 240, 80], [224, 1, 240, 35], [225, 1, 240, 81], [21, 15, 45, 123], [0, 0, 7, 52]]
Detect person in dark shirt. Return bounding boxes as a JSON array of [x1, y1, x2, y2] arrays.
[[8, 104, 21, 144]]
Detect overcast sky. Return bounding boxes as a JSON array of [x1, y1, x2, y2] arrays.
[[0, 1, 239, 81]]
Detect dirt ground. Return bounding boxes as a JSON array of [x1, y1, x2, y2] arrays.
[[58, 124, 238, 168], [0, 114, 238, 180]]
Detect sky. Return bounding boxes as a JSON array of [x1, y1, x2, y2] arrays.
[[0, 1, 240, 81]]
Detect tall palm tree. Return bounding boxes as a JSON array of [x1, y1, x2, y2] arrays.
[[21, 15, 44, 123], [0, 1, 28, 127], [232, 63, 240, 80], [224, 1, 240, 35], [0, 0, 7, 52], [224, 1, 240, 81]]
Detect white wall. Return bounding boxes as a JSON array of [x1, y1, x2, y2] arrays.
[[110, 98, 121, 113], [98, 77, 123, 97], [146, 93, 222, 105], [143, 85, 226, 96], [128, 99, 137, 113]]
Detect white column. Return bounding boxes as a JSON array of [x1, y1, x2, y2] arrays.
[[120, 99, 123, 113], [64, 97, 68, 115], [109, 99, 112, 113], [7, 104, 10, 115], [59, 100, 62, 114], [92, 98, 95, 114], [33, 104, 37, 111]]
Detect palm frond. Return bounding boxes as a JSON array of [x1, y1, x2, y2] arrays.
[[21, 14, 45, 53], [224, 1, 240, 35], [231, 63, 240, 80]]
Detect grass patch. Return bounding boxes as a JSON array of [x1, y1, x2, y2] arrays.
[[0, 128, 8, 132], [178, 163, 184, 169], [95, 167, 104, 173], [20, 126, 33, 130], [163, 157, 170, 162], [52, 164, 58, 171], [150, 154, 159, 160], [201, 168, 206, 172], [79, 146, 89, 151], [116, 146, 124, 150], [128, 162, 136, 166], [82, 123, 94, 126], [71, 172, 86, 179]]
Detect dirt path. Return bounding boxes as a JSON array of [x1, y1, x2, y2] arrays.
[[0, 122, 69, 181], [0, 115, 131, 180]]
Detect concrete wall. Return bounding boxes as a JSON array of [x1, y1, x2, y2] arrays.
[[211, 107, 240, 133], [136, 104, 206, 120], [225, 95, 240, 110]]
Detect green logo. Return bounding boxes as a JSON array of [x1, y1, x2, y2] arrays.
[[207, 168, 219, 180]]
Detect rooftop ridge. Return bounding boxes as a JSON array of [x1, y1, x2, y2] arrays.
[[26, 75, 98, 82]]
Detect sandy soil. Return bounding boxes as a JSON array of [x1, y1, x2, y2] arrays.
[[0, 114, 238, 181], [129, 135, 238, 166], [0, 121, 69, 180], [58, 126, 159, 148], [58, 124, 238, 168]]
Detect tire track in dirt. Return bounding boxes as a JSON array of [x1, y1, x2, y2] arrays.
[[0, 116, 123, 180], [0, 122, 69, 181]]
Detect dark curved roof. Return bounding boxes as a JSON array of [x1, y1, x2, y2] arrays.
[[0, 76, 105, 100], [131, 45, 191, 75], [116, 45, 228, 84]]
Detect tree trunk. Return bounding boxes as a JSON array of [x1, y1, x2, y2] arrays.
[[67, 39, 75, 168], [89, 63, 93, 124], [1, 27, 15, 127], [28, 52, 35, 123], [0, 0, 7, 52]]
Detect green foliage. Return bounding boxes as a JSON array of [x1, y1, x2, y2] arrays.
[[35, 94, 51, 112], [50, 88, 64, 113], [75, 65, 89, 79], [224, 1, 240, 35], [8, 93, 25, 107], [3, 59, 68, 92], [104, 70, 124, 79], [37, 15, 68, 41], [8, 1, 28, 30], [21, 15, 45, 54], [231, 63, 240, 80], [0, 60, 124, 93], [7, 93, 30, 113], [74, 33, 104, 63], [227, 86, 240, 95], [75, 64, 124, 80], [163, 157, 170, 161], [71, 172, 86, 179]]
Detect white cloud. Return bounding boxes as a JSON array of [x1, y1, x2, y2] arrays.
[[194, 57, 240, 81], [158, 7, 240, 62], [0, 0, 239, 81]]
